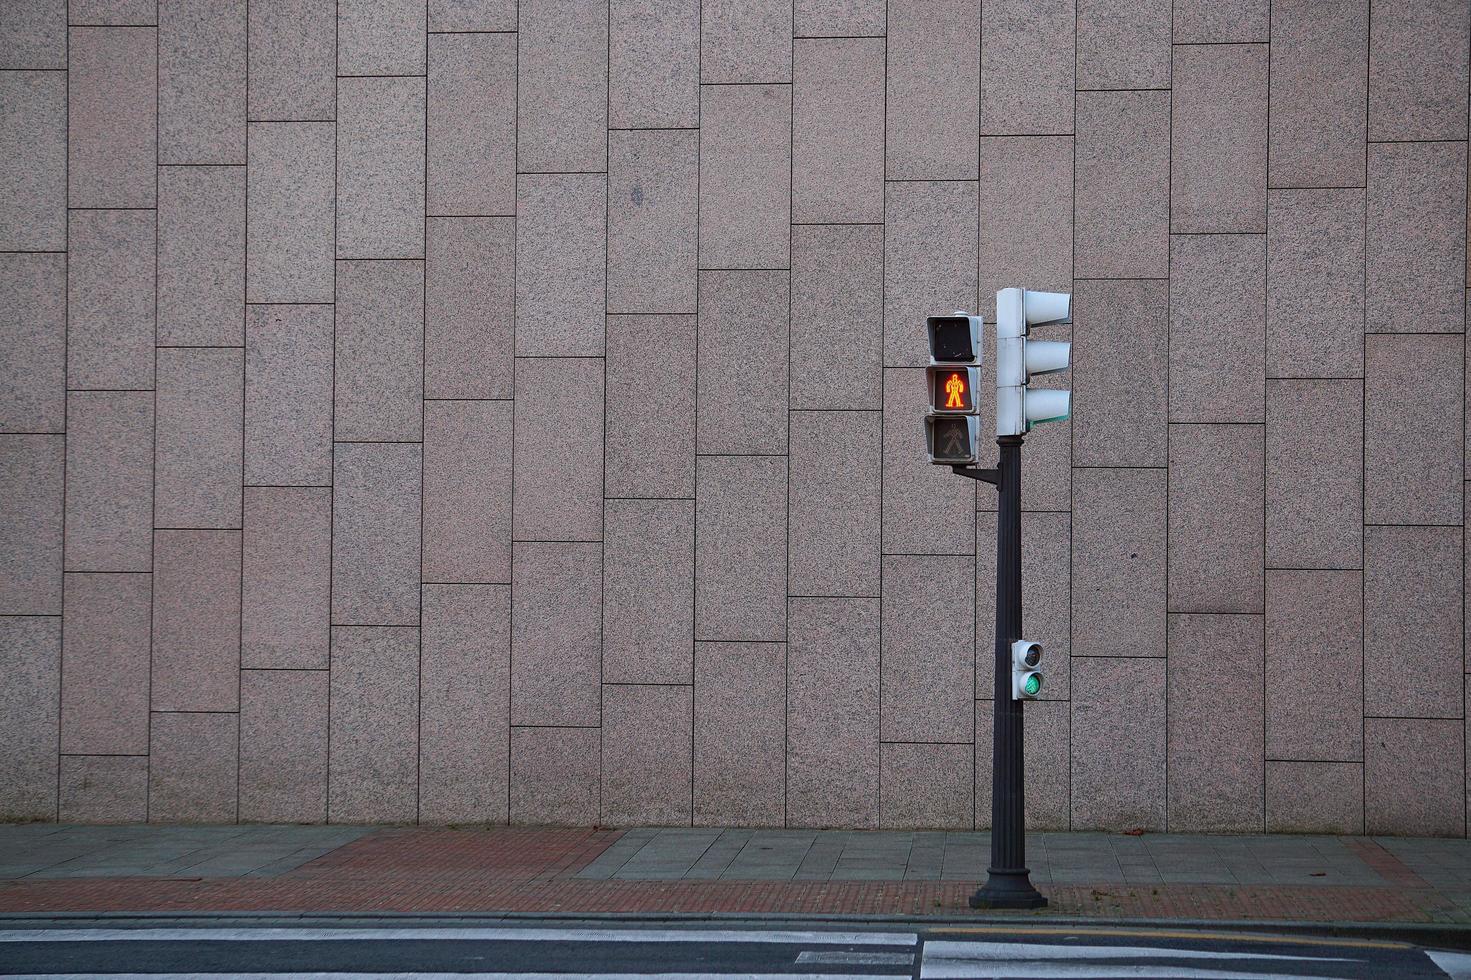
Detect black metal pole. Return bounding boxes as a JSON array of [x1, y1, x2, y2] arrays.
[[970, 434, 1046, 910]]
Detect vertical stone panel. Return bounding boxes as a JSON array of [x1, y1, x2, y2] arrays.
[[1368, 0, 1469, 141], [0, 435, 63, 615], [247, 0, 335, 121], [610, 0, 699, 128], [68, 26, 155, 208], [242, 486, 331, 669], [426, 217, 515, 400], [1071, 468, 1166, 658], [602, 684, 694, 826], [1364, 526, 1462, 720], [239, 668, 328, 823], [694, 641, 785, 826], [702, 0, 790, 83], [0, 253, 65, 432], [331, 443, 422, 627], [510, 542, 602, 727], [1268, 0, 1367, 188], [1266, 189, 1365, 379], [158, 166, 245, 347], [977, 512, 1070, 699], [1366, 142, 1466, 334], [329, 626, 420, 824], [427, 32, 515, 217], [61, 572, 151, 755], [883, 181, 978, 367], [1266, 380, 1362, 569], [510, 726, 599, 825], [791, 225, 882, 411], [423, 400, 512, 585], [881, 554, 973, 743], [155, 347, 244, 529], [68, 208, 155, 391], [788, 597, 879, 829], [0, 616, 59, 820], [335, 260, 424, 443], [246, 122, 334, 303], [512, 358, 604, 541], [1168, 424, 1264, 614], [1074, 91, 1170, 278], [1174, 0, 1267, 42], [1072, 279, 1168, 468], [158, 0, 244, 164], [694, 455, 787, 642], [1169, 235, 1266, 423], [698, 85, 791, 270], [1, 70, 65, 250], [1266, 762, 1363, 835], [789, 411, 880, 597], [1266, 570, 1363, 762], [148, 711, 238, 823], [976, 699, 1070, 830], [59, 756, 148, 823], [64, 391, 153, 572], [1071, 657, 1166, 831], [886, 0, 978, 180], [880, 743, 973, 830], [338, 76, 426, 260], [518, 0, 607, 173], [977, 137, 1072, 317], [244, 304, 334, 487], [980, 0, 1073, 135], [1076, 0, 1170, 91], [1365, 334, 1463, 526], [151, 530, 240, 712], [1171, 44, 1268, 233], [603, 498, 695, 684], [516, 173, 606, 356], [1365, 718, 1464, 837], [337, 0, 425, 76], [792, 37, 883, 224], [1, 0, 66, 68], [697, 270, 789, 455], [882, 368, 975, 556], [605, 315, 696, 498], [421, 584, 510, 825], [609, 129, 698, 314]]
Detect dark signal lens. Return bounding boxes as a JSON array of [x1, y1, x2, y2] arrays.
[[930, 417, 972, 461], [929, 317, 975, 361]]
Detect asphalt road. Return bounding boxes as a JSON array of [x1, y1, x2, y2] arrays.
[[0, 918, 1466, 979]]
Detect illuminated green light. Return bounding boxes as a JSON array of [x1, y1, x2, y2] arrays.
[[1022, 674, 1042, 697]]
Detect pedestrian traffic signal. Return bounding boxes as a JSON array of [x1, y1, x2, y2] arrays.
[[926, 415, 982, 464], [927, 365, 980, 413], [1011, 639, 1043, 700], [994, 288, 1072, 437], [925, 312, 983, 465]]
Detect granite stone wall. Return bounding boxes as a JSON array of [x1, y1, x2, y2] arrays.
[[1, 0, 1469, 834]]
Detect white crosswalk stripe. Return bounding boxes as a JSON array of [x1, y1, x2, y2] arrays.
[[1429, 949, 1471, 979], [920, 939, 1362, 980], [0, 926, 917, 946]]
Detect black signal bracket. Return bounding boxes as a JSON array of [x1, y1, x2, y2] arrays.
[[950, 463, 1001, 488]]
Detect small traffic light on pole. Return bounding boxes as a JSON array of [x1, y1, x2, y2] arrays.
[[1011, 640, 1043, 700], [994, 287, 1072, 437], [924, 313, 983, 465]]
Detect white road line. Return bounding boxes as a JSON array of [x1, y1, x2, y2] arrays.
[[923, 940, 1355, 963], [1429, 949, 1471, 979], [0, 927, 916, 946], [795, 950, 916, 965], [920, 940, 1359, 980], [921, 968, 1356, 980], [2, 974, 917, 980]]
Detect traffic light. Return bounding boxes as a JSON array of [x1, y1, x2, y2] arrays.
[[994, 288, 1072, 437], [924, 313, 983, 465], [1011, 640, 1043, 700]]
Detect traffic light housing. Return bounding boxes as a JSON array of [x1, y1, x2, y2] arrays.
[[924, 313, 983, 465], [1011, 639, 1043, 700], [995, 288, 1072, 437]]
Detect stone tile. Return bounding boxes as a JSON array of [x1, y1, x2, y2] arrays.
[[60, 572, 151, 755], [510, 542, 601, 727], [516, 173, 606, 356], [426, 218, 514, 400], [159, 0, 244, 163], [880, 743, 973, 830], [697, 270, 789, 454], [1366, 142, 1466, 334], [792, 38, 882, 224], [338, 77, 426, 260], [1266, 570, 1363, 763], [603, 684, 694, 826], [329, 626, 420, 823], [1169, 235, 1266, 422], [0, 253, 64, 432], [609, 0, 699, 129], [67, 208, 154, 391], [64, 392, 153, 572], [884, 181, 979, 367], [1, 0, 66, 68], [1173, 0, 1266, 41], [70, 0, 156, 25], [1369, 0, 1469, 141], [1365, 334, 1463, 525], [1266, 380, 1362, 569], [338, 0, 424, 76], [794, 0, 882, 36], [694, 641, 785, 826], [787, 598, 879, 829], [1265, 762, 1363, 835], [978, 137, 1072, 318], [511, 726, 599, 826], [59, 756, 147, 823], [246, 122, 334, 303], [1071, 657, 1166, 832], [1167, 614, 1264, 832], [791, 225, 882, 411], [429, 0, 516, 31], [151, 531, 240, 712], [1266, 189, 1365, 378], [1072, 280, 1168, 468], [1168, 424, 1264, 614], [976, 699, 1069, 831], [1, 70, 65, 250], [421, 584, 510, 824], [1072, 468, 1166, 657], [1364, 526, 1462, 720], [790, 411, 880, 597], [702, 0, 789, 83], [1075, 91, 1170, 278], [244, 304, 333, 486], [882, 368, 975, 556], [239, 668, 328, 823], [149, 712, 237, 823], [247, 0, 334, 121], [605, 315, 696, 497], [331, 443, 421, 626], [886, 0, 978, 180], [1076, 0, 1170, 90], [242, 487, 331, 670], [335, 260, 424, 443], [158, 166, 244, 347], [980, 0, 1073, 135], [1268, 0, 1367, 187], [512, 358, 604, 541], [424, 401, 511, 585], [977, 512, 1070, 700], [68, 26, 155, 208], [428, 32, 514, 217], [0, 616, 59, 820], [881, 555, 973, 743], [0, 435, 63, 615], [1366, 718, 1464, 837], [699, 85, 791, 270], [518, 0, 607, 173], [155, 347, 244, 529], [694, 456, 787, 642], [604, 499, 695, 685], [1173, 44, 1268, 233], [609, 130, 698, 314]]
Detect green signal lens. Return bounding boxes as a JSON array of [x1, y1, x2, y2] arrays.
[[1022, 674, 1042, 697]]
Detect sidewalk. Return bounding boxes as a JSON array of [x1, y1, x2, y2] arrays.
[[3, 824, 1470, 926]]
